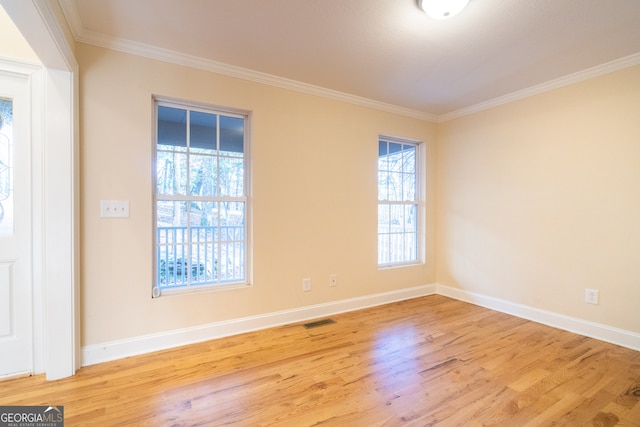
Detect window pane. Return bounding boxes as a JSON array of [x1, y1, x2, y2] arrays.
[[220, 242, 244, 282], [378, 171, 389, 200], [190, 201, 216, 227], [158, 244, 189, 287], [405, 232, 417, 261], [220, 201, 244, 227], [157, 200, 187, 227], [388, 142, 402, 158], [157, 200, 189, 287], [219, 157, 244, 197], [387, 172, 403, 201], [378, 234, 389, 264], [378, 204, 390, 234], [378, 140, 389, 171], [220, 116, 244, 156], [157, 151, 187, 195], [219, 201, 245, 282], [404, 204, 418, 233], [390, 204, 405, 233], [403, 172, 416, 201], [403, 145, 416, 174], [389, 233, 403, 263], [188, 243, 214, 284], [190, 111, 217, 153], [189, 155, 217, 197], [378, 140, 388, 156], [157, 106, 186, 149], [0, 99, 13, 235]]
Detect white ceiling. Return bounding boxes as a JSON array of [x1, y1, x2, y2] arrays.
[[60, 0, 640, 120]]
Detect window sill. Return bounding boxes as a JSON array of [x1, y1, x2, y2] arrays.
[[153, 281, 252, 298], [377, 261, 424, 270]]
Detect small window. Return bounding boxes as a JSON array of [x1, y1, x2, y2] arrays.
[[153, 98, 250, 296], [378, 136, 420, 266], [0, 99, 13, 235]]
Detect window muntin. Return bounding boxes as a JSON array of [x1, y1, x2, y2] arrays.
[[378, 138, 420, 266], [154, 100, 249, 295]]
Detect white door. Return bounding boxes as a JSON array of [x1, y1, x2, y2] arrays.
[[0, 71, 32, 378]]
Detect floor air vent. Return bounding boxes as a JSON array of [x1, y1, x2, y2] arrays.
[[303, 318, 336, 329]]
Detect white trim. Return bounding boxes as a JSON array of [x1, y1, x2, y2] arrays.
[[42, 68, 77, 380], [0, 57, 40, 73], [57, 0, 83, 41], [82, 283, 640, 367], [71, 31, 640, 124], [2, 0, 80, 380], [35, 0, 81, 380], [30, 68, 44, 376], [57, 1, 434, 122], [80, 30, 436, 122], [438, 52, 640, 122], [57, 0, 640, 124], [81, 284, 437, 366], [436, 284, 640, 352], [31, 0, 77, 72]]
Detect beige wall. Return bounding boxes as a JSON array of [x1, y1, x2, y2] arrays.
[[78, 44, 437, 346], [79, 39, 640, 348], [437, 65, 640, 332]]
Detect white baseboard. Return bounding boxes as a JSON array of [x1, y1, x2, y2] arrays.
[[81, 284, 437, 366], [436, 284, 640, 352], [82, 283, 640, 366]]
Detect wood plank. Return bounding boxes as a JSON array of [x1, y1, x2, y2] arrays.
[[0, 295, 638, 426]]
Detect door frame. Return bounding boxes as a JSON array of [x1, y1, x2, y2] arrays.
[[0, 0, 79, 380]]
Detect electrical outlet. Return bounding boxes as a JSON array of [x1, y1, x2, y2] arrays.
[[100, 200, 130, 218], [329, 274, 337, 287], [585, 288, 599, 305], [303, 278, 311, 292]]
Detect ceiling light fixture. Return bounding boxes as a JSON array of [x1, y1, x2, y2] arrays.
[[418, 0, 470, 20]]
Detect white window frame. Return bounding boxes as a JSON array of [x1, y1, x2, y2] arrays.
[[152, 96, 251, 296], [377, 135, 423, 268]]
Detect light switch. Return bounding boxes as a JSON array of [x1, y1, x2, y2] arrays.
[[100, 200, 130, 218]]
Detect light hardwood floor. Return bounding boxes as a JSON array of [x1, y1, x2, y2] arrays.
[[1, 295, 639, 426]]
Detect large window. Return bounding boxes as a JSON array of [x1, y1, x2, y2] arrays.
[[378, 136, 420, 266], [153, 99, 249, 296]]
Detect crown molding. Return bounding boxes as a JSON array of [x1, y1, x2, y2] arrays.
[[57, 0, 640, 124], [57, 0, 436, 123], [58, 0, 83, 41], [81, 30, 436, 121], [438, 52, 640, 122]]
